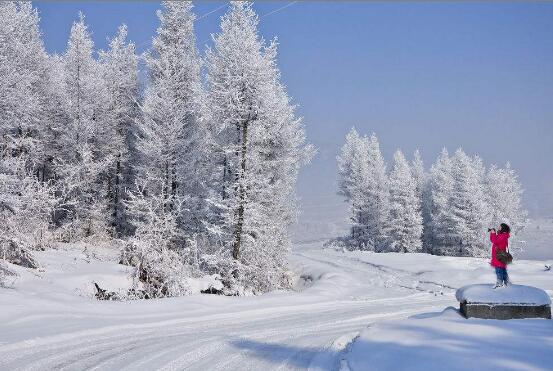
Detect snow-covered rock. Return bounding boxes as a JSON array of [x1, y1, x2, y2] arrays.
[[456, 284, 551, 306], [456, 284, 551, 319]]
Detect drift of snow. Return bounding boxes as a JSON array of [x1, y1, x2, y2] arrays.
[[455, 284, 551, 305], [346, 307, 553, 371]]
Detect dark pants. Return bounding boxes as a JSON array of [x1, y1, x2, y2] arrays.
[[495, 267, 509, 285]]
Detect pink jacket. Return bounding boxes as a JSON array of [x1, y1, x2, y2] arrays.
[[490, 231, 510, 268]]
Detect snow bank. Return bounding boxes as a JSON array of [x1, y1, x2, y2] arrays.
[[456, 284, 551, 305], [346, 308, 553, 371]]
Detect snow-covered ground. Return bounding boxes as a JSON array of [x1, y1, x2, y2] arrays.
[[347, 307, 553, 371], [1, 240, 552, 370]]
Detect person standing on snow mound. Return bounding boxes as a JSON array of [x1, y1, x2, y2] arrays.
[[489, 223, 511, 288]]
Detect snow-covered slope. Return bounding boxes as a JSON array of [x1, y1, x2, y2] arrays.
[[1, 242, 552, 370]]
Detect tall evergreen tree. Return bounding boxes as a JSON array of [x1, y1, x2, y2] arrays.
[[487, 163, 527, 235], [55, 13, 111, 240], [388, 150, 423, 252], [363, 133, 390, 251], [449, 149, 489, 256], [337, 130, 390, 251], [428, 148, 456, 254], [137, 1, 208, 239], [412, 149, 432, 250], [337, 128, 371, 246], [0, 2, 57, 261], [0, 2, 49, 169], [99, 24, 139, 235], [206, 1, 311, 292], [411, 150, 426, 203]]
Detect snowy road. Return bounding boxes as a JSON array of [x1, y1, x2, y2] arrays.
[[0, 243, 458, 371]]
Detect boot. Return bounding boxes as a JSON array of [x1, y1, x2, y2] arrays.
[[493, 280, 503, 289]]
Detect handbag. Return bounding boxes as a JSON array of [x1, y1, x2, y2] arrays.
[[496, 248, 513, 265]]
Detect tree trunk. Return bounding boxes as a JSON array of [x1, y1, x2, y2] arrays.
[[222, 155, 227, 200], [232, 120, 248, 260], [112, 157, 121, 234], [164, 160, 170, 212]]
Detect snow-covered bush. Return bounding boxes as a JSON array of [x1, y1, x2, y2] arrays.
[[122, 240, 190, 298], [0, 260, 17, 288], [0, 154, 57, 267], [122, 178, 190, 298]]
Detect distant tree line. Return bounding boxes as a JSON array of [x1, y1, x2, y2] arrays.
[[0, 2, 312, 296], [337, 128, 526, 257]]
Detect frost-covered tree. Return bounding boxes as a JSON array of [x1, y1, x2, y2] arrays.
[[487, 163, 527, 235], [411, 150, 426, 204], [138, 1, 206, 225], [427, 149, 527, 257], [0, 2, 58, 267], [99, 24, 139, 235], [337, 131, 390, 251], [0, 2, 49, 170], [428, 148, 456, 255], [337, 128, 371, 245], [206, 2, 311, 293], [448, 149, 489, 256], [388, 150, 423, 252], [362, 134, 391, 251], [412, 150, 432, 250], [338, 128, 364, 201], [55, 13, 112, 240]]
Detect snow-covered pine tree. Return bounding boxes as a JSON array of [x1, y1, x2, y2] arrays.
[[362, 133, 391, 252], [428, 148, 457, 255], [138, 1, 205, 215], [337, 131, 390, 251], [0, 2, 49, 172], [206, 2, 312, 293], [337, 128, 372, 247], [388, 150, 423, 252], [55, 13, 112, 240], [449, 149, 489, 256], [487, 163, 527, 235], [99, 24, 139, 236], [411, 150, 426, 201], [0, 2, 58, 267], [412, 150, 432, 251]]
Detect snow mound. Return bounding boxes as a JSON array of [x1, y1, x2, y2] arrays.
[[346, 307, 553, 371], [456, 284, 551, 306]]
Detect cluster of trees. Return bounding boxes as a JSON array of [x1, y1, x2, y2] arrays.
[[0, 2, 312, 295], [337, 128, 526, 257]]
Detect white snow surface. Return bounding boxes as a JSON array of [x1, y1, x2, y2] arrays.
[[346, 307, 553, 371], [456, 284, 551, 305], [1, 242, 552, 370]]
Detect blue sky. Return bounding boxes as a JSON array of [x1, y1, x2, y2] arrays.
[[34, 1, 553, 218]]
